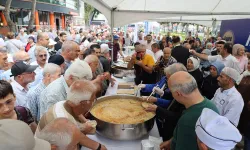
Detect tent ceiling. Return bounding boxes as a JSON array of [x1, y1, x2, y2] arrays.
[[83, 0, 250, 27]]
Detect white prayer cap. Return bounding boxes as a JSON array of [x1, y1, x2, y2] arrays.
[[100, 43, 110, 54], [48, 39, 56, 46], [195, 108, 242, 150], [221, 67, 240, 82]]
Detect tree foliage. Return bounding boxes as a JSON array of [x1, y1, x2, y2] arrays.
[[28, 0, 37, 32]]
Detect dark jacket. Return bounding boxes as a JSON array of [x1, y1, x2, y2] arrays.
[[238, 76, 250, 136], [200, 75, 219, 99], [171, 46, 190, 66], [99, 56, 111, 72], [189, 69, 203, 89]]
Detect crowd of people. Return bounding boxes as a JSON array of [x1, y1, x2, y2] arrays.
[[0, 25, 250, 150]]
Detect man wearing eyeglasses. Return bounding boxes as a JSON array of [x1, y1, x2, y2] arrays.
[[127, 44, 155, 85], [29, 46, 48, 88], [10, 61, 38, 107]]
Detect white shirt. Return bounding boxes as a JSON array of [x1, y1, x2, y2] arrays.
[[5, 39, 25, 54], [11, 80, 29, 107], [154, 50, 163, 61], [29, 61, 44, 88], [145, 41, 154, 50], [208, 54, 241, 73], [211, 86, 244, 126]]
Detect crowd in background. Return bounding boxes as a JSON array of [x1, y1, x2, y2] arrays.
[[0, 25, 249, 150]]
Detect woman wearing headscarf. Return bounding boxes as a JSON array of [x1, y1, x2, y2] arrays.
[[187, 57, 203, 89], [200, 61, 225, 99], [232, 44, 248, 73], [237, 59, 250, 149], [200, 49, 211, 77]]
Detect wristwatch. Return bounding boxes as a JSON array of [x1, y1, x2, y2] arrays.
[[96, 143, 102, 150]]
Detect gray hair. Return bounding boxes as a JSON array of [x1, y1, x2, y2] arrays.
[[35, 46, 47, 56], [206, 43, 213, 49], [43, 63, 61, 77], [64, 59, 93, 81], [170, 74, 197, 94], [36, 118, 73, 150], [164, 63, 187, 76], [0, 47, 7, 53], [67, 80, 97, 105], [135, 44, 146, 52]]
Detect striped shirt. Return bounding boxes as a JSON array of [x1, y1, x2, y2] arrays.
[[26, 82, 46, 123], [39, 76, 69, 118]]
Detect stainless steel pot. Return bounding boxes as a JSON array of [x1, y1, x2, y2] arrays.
[[90, 95, 155, 140]]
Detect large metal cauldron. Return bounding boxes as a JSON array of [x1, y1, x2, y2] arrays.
[[90, 95, 155, 140]]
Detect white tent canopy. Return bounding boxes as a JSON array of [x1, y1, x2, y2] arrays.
[[83, 0, 250, 27]]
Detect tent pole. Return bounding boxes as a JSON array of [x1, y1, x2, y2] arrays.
[[111, 9, 114, 64]]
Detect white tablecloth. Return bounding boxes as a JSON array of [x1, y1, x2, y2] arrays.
[[81, 121, 160, 150]]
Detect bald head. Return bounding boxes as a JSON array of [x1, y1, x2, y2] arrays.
[[164, 63, 187, 78], [13, 51, 30, 63], [37, 32, 49, 47], [84, 54, 99, 64], [84, 55, 99, 72], [168, 71, 197, 95], [61, 41, 80, 61]]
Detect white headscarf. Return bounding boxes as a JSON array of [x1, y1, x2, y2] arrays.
[[187, 57, 200, 72]]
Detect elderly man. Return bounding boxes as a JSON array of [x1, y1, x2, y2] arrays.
[[141, 63, 186, 140], [28, 32, 50, 63], [10, 61, 37, 106], [60, 40, 80, 70], [40, 59, 92, 117], [48, 54, 66, 74], [26, 63, 61, 123], [0, 47, 8, 71], [30, 46, 48, 87], [100, 43, 111, 72], [151, 43, 163, 61], [128, 44, 155, 84], [153, 47, 177, 81], [0, 51, 30, 81], [191, 43, 242, 73], [195, 108, 242, 150], [38, 80, 107, 150], [0, 119, 51, 150], [37, 118, 84, 150], [160, 71, 218, 150], [211, 67, 244, 126]]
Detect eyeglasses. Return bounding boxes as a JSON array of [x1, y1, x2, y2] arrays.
[[38, 54, 47, 58]]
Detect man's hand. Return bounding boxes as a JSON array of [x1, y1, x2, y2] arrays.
[[189, 49, 197, 55], [81, 122, 96, 134], [160, 140, 171, 150], [141, 96, 157, 103], [110, 78, 116, 87], [135, 60, 143, 67], [144, 104, 157, 112], [131, 54, 136, 61]]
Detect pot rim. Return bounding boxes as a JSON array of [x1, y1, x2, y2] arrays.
[[90, 94, 156, 125]]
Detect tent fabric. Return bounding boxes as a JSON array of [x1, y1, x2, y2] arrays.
[[83, 0, 250, 27]]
